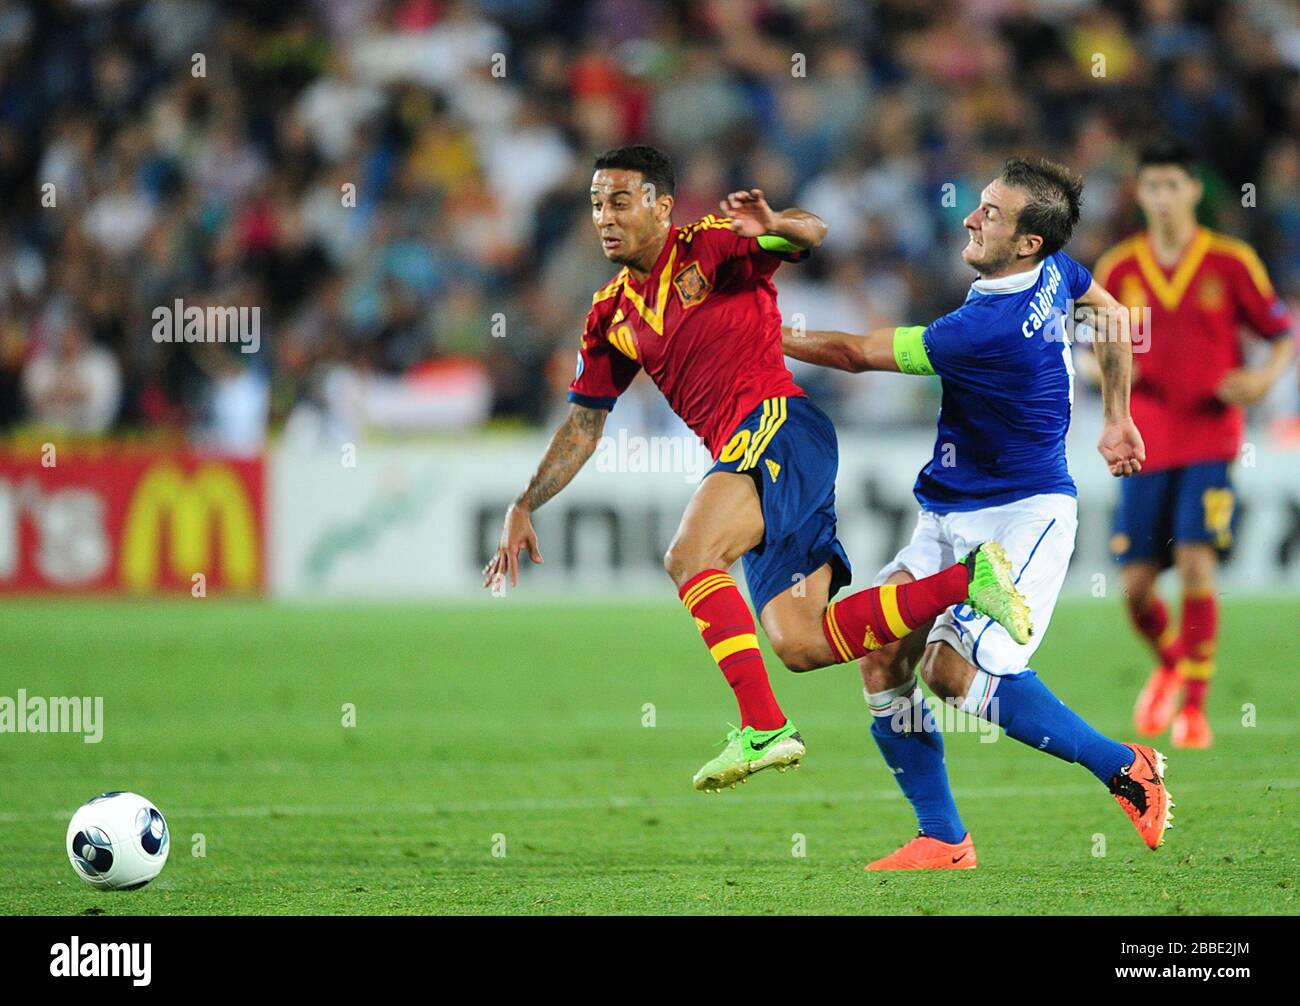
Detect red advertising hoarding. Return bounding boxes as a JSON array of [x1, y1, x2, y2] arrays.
[[0, 450, 264, 594]]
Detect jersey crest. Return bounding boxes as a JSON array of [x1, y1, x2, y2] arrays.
[[673, 261, 711, 308]]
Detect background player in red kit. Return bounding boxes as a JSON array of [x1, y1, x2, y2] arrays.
[[482, 145, 1030, 791], [1095, 139, 1294, 748]]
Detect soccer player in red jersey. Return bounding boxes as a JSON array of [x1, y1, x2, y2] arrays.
[[482, 145, 1030, 790], [1095, 139, 1294, 748]]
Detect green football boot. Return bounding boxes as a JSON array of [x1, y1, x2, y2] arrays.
[[964, 541, 1033, 645], [692, 720, 805, 792]]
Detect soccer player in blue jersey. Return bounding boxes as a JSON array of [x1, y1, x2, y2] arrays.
[[783, 158, 1174, 867]]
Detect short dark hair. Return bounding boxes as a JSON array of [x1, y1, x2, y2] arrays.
[[593, 145, 675, 197], [1000, 156, 1084, 260], [1137, 136, 1197, 176]]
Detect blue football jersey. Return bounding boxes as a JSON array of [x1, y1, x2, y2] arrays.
[[911, 251, 1092, 511]]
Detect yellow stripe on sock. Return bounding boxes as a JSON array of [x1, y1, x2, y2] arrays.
[[683, 572, 729, 603], [686, 578, 733, 610], [683, 574, 735, 611], [709, 633, 759, 663], [878, 583, 911, 639], [1178, 658, 1215, 681], [683, 575, 732, 611], [824, 602, 853, 662]]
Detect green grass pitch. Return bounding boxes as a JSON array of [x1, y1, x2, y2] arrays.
[[0, 597, 1294, 915]]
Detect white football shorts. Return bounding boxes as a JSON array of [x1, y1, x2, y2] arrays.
[[873, 493, 1078, 676]]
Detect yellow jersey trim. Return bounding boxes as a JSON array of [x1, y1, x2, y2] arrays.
[[1132, 228, 1212, 312]]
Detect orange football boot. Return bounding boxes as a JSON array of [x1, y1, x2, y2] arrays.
[[865, 832, 977, 871], [1134, 666, 1181, 736], [1108, 743, 1174, 850], [1171, 706, 1212, 749]]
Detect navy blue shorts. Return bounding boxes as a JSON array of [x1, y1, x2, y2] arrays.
[[1111, 461, 1237, 567], [707, 395, 852, 614]]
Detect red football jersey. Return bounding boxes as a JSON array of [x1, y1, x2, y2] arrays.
[[1095, 228, 1292, 471], [567, 215, 805, 458]]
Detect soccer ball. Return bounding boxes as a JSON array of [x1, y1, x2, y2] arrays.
[[66, 791, 170, 890]]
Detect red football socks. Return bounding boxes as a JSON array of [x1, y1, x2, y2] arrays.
[[1127, 595, 1183, 670], [679, 569, 785, 730], [822, 563, 969, 662], [1179, 592, 1217, 709]]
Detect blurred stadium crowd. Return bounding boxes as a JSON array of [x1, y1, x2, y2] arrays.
[[1, 0, 1298, 453]]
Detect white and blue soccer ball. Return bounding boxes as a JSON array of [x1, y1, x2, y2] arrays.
[[66, 791, 170, 890]]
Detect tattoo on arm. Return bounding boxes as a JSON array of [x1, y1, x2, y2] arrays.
[[516, 405, 606, 511], [1080, 283, 1133, 421], [1094, 335, 1132, 422]]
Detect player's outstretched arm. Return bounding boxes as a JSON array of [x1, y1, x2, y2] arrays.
[[781, 324, 902, 373], [1078, 280, 1146, 477], [720, 188, 826, 249], [482, 404, 608, 590]]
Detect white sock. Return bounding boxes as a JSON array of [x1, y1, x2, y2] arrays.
[[865, 676, 922, 730], [957, 668, 1000, 718]]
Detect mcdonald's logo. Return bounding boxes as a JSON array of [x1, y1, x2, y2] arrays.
[[120, 463, 260, 592]]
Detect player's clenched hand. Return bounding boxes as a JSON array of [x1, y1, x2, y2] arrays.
[[721, 188, 776, 237], [1216, 368, 1271, 407], [482, 504, 543, 591], [1098, 417, 1146, 477]]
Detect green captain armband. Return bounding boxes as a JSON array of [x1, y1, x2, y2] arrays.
[[892, 325, 935, 376], [756, 234, 805, 254]]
